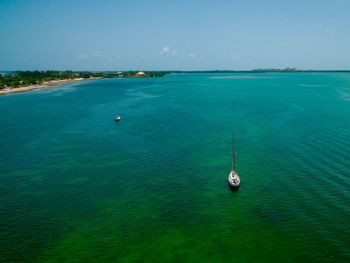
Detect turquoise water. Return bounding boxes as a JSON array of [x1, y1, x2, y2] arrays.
[[1, 73, 350, 262]]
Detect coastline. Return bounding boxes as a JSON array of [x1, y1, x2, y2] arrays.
[[0, 77, 99, 95]]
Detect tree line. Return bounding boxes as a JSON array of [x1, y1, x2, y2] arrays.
[[0, 71, 167, 89]]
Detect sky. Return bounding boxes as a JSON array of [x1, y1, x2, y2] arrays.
[[1, 0, 350, 70]]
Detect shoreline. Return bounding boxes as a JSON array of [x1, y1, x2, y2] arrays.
[[0, 77, 100, 95]]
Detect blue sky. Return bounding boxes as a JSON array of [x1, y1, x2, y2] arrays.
[[1, 0, 350, 70]]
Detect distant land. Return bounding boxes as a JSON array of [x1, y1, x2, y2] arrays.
[[1, 68, 350, 95], [0, 70, 166, 94], [166, 68, 350, 73]]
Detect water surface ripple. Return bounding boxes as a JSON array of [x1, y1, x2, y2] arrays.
[[0, 74, 350, 262]]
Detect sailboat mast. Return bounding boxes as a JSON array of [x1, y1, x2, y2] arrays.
[[232, 136, 235, 171]]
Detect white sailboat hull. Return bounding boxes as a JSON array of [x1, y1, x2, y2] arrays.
[[228, 170, 240, 188]]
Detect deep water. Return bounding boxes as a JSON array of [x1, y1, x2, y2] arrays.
[[0, 73, 350, 262]]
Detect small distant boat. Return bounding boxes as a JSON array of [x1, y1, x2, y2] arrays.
[[115, 115, 121, 122], [228, 136, 240, 189]]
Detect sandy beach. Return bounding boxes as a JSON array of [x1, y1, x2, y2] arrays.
[[0, 78, 96, 95]]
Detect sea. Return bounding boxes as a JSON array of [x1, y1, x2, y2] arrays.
[[0, 73, 349, 262]]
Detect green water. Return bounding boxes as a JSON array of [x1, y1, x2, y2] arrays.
[[1, 73, 350, 262]]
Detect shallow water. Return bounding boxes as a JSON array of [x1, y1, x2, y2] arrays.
[[0, 73, 350, 262]]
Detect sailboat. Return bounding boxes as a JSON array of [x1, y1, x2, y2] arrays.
[[228, 137, 240, 189]]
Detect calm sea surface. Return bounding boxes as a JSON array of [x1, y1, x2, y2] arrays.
[[1, 73, 350, 262]]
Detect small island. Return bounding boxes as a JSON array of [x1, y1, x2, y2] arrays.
[[0, 70, 167, 95]]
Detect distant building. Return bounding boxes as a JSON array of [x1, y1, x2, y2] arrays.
[[136, 71, 145, 76]]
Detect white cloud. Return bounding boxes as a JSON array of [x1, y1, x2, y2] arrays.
[[229, 54, 239, 60], [79, 53, 90, 59], [161, 46, 170, 54], [188, 53, 196, 58], [79, 50, 103, 59], [160, 46, 176, 56], [94, 50, 101, 57]]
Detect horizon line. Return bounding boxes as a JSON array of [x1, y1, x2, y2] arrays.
[[2, 68, 350, 72]]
